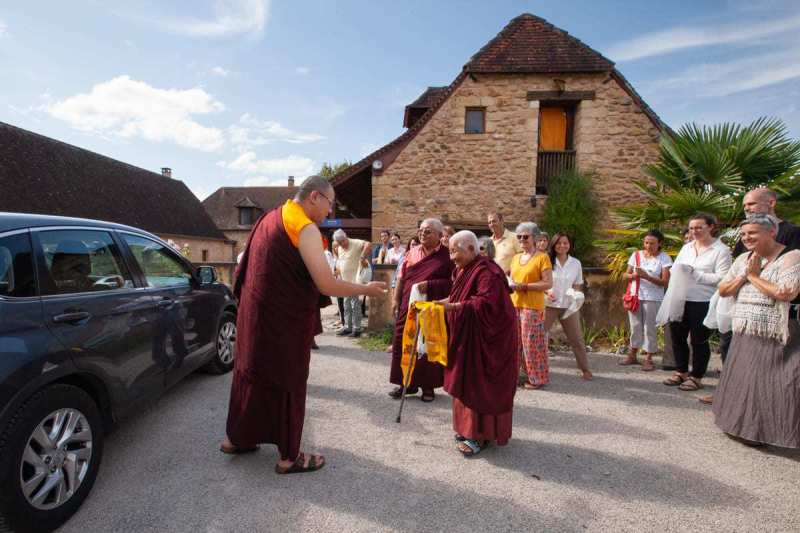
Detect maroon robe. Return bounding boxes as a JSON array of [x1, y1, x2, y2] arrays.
[[390, 246, 454, 389], [445, 256, 518, 443], [226, 207, 319, 460]]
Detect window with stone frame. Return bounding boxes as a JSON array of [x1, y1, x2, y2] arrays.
[[238, 207, 255, 225], [465, 107, 486, 134]]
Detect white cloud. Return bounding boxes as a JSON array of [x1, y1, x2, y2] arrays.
[[227, 152, 316, 183], [295, 66, 310, 76], [645, 46, 800, 98], [160, 0, 269, 38], [228, 113, 325, 149], [607, 14, 800, 61], [46, 75, 225, 151], [210, 66, 230, 77]]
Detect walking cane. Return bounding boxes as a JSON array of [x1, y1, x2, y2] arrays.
[[396, 318, 423, 424]]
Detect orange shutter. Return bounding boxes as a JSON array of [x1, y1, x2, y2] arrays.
[[539, 107, 567, 151]]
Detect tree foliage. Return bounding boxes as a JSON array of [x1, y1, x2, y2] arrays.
[[319, 160, 352, 180], [541, 169, 598, 262], [598, 117, 800, 279]]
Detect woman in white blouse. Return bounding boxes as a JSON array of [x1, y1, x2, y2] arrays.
[[385, 233, 406, 265], [620, 229, 672, 371], [661, 214, 732, 391], [544, 233, 592, 380]]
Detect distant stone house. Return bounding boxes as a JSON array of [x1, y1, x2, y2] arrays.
[[202, 179, 298, 258], [0, 121, 237, 283], [330, 13, 668, 255]]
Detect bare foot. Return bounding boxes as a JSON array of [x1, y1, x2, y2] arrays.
[[580, 370, 593, 381]]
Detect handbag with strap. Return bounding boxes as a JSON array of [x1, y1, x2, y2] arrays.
[[623, 251, 641, 312]]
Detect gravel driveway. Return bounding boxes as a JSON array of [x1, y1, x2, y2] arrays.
[[58, 319, 800, 532]]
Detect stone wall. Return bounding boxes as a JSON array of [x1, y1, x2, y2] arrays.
[[372, 72, 662, 262]]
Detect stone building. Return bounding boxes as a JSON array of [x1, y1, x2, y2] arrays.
[[0, 121, 237, 283], [202, 179, 298, 258], [331, 13, 668, 251]]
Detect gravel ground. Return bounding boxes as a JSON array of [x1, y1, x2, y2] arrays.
[[58, 312, 800, 532]]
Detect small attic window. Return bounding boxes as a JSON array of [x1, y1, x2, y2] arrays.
[[465, 107, 486, 134], [239, 207, 255, 225]]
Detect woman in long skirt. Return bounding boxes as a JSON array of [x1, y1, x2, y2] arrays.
[[714, 215, 800, 448]]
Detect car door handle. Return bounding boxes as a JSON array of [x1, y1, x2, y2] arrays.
[[157, 298, 174, 309], [52, 311, 91, 324]]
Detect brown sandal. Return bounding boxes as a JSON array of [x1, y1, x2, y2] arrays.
[[219, 442, 259, 455], [618, 356, 639, 366], [641, 358, 655, 372], [275, 452, 326, 474], [678, 377, 703, 391], [663, 373, 686, 386]]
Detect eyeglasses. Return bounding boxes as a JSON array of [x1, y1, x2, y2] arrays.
[[317, 191, 334, 206], [516, 235, 531, 240], [418, 228, 434, 236]]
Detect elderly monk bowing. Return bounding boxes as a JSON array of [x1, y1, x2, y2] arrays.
[[221, 176, 386, 474], [439, 230, 519, 457], [389, 218, 454, 402]]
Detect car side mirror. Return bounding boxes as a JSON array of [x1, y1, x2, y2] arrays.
[[197, 266, 217, 285]]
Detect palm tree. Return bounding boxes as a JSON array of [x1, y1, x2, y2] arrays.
[[599, 117, 800, 279]]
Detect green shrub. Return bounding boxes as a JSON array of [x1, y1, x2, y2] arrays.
[[541, 169, 598, 262]]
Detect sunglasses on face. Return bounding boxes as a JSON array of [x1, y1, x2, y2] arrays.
[[418, 228, 434, 235], [516, 234, 530, 240]]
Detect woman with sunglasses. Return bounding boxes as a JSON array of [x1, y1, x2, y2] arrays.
[[510, 222, 553, 389]]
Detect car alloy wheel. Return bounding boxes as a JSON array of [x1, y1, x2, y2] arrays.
[[217, 321, 236, 365], [20, 408, 93, 511]]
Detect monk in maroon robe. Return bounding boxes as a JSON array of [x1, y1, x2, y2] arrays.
[[221, 176, 385, 474], [441, 231, 519, 456], [389, 218, 454, 402]]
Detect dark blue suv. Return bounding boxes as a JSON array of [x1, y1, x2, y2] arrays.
[[0, 213, 237, 533]]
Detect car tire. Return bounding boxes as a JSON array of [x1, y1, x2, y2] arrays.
[[0, 384, 104, 533], [203, 311, 236, 374]]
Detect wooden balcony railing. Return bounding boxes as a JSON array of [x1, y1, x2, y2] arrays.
[[536, 150, 576, 195]]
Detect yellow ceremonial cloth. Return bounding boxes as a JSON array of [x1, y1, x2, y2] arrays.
[[400, 301, 448, 384], [281, 200, 314, 248]]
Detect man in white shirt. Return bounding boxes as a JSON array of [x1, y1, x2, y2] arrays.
[[488, 212, 522, 273], [332, 229, 371, 337]]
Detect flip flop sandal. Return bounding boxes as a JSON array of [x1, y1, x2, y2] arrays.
[[458, 439, 489, 457], [641, 360, 655, 372], [698, 395, 713, 405], [663, 373, 686, 386], [454, 434, 466, 442], [219, 443, 259, 455], [522, 382, 543, 390], [275, 453, 326, 474], [421, 391, 435, 402], [389, 386, 418, 399], [678, 377, 703, 391]]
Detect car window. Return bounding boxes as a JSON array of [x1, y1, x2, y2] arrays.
[[122, 234, 192, 288], [0, 233, 37, 298], [37, 230, 134, 296]]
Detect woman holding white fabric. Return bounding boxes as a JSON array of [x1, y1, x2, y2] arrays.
[[544, 233, 592, 380], [620, 229, 672, 371], [661, 214, 732, 391], [714, 214, 800, 448]]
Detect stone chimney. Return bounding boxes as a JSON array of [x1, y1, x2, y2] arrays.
[[288, 176, 295, 187], [161, 167, 172, 178]]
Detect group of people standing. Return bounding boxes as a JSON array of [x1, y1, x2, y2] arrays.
[[220, 176, 800, 477], [621, 188, 800, 449]]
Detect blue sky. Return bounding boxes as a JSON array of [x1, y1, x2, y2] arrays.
[[2, 0, 799, 201]]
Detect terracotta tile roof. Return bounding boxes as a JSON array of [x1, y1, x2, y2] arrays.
[[203, 186, 296, 230], [0, 121, 227, 240], [408, 87, 447, 108], [464, 13, 614, 74]]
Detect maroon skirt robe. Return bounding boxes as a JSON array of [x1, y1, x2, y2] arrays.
[[390, 246, 454, 389], [225, 207, 319, 461], [444, 256, 519, 444]]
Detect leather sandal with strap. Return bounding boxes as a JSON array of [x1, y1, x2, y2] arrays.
[[220, 441, 259, 455], [663, 373, 686, 386], [678, 376, 703, 391], [275, 452, 326, 474]]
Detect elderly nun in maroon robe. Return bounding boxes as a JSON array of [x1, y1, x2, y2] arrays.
[[389, 218, 454, 402], [221, 176, 385, 474], [442, 230, 519, 456]]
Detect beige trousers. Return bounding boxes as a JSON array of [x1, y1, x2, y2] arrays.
[[544, 307, 590, 372]]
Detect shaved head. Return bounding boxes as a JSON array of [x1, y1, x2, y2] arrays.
[[743, 187, 777, 217], [295, 175, 333, 201]]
